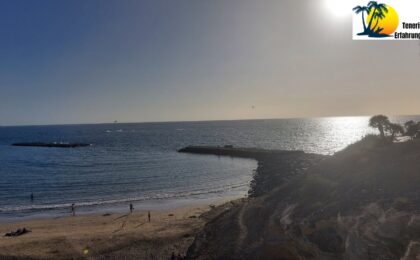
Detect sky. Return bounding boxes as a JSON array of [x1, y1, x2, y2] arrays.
[[0, 0, 419, 125]]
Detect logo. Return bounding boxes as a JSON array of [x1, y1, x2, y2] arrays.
[[352, 0, 420, 40]]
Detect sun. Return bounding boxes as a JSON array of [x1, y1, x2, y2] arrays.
[[367, 5, 399, 35]]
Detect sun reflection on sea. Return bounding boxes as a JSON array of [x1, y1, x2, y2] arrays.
[[315, 116, 375, 154]]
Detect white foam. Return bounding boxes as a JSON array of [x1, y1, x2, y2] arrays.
[[0, 182, 249, 213]]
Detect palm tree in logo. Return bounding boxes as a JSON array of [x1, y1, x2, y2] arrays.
[[371, 11, 386, 34], [367, 1, 388, 36], [354, 1, 389, 37], [353, 5, 370, 34]]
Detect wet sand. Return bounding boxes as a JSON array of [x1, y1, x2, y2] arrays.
[[0, 203, 225, 259]]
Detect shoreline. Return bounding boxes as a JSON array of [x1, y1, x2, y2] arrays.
[[0, 146, 327, 259], [0, 145, 260, 259], [0, 198, 236, 259], [0, 145, 328, 259], [0, 195, 244, 224], [3, 141, 418, 259], [0, 151, 257, 225]]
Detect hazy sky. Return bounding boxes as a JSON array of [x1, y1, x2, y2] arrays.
[[0, 0, 419, 125]]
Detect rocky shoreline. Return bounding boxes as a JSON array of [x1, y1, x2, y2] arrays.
[[179, 138, 420, 259], [178, 145, 327, 197]]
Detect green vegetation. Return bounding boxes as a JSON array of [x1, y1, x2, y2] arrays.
[[386, 123, 404, 140], [369, 114, 390, 138], [369, 114, 420, 141], [404, 120, 420, 140]]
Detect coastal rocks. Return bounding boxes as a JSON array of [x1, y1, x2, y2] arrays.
[[336, 204, 420, 259], [249, 152, 326, 197], [178, 145, 327, 197], [178, 146, 306, 160], [184, 137, 420, 259], [402, 241, 420, 260], [306, 227, 343, 253], [186, 201, 245, 259]]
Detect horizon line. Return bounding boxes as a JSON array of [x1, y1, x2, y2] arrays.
[[1, 114, 419, 128]]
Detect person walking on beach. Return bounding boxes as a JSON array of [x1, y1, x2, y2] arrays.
[[71, 203, 75, 216], [129, 203, 134, 214], [148, 211, 151, 222]]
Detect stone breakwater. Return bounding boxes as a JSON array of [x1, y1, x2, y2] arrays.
[[179, 138, 420, 259], [178, 145, 327, 197]]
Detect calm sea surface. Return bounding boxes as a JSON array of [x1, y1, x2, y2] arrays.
[[0, 116, 417, 221]]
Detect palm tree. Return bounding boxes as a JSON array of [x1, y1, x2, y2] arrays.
[[371, 10, 386, 34], [369, 115, 390, 138], [353, 5, 370, 33], [386, 123, 404, 141], [367, 1, 388, 34]]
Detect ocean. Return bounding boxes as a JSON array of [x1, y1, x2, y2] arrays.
[[0, 116, 417, 222]]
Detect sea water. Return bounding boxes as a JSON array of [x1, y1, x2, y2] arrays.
[[0, 116, 417, 221]]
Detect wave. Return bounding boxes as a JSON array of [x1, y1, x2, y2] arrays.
[[0, 182, 249, 213], [105, 129, 124, 133]]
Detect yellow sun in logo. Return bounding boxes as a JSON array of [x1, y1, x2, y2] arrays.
[[367, 5, 399, 35]]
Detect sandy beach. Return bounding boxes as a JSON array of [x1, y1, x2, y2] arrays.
[[0, 201, 229, 259]]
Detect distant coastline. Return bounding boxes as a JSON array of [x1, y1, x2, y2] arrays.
[[3, 114, 420, 127]]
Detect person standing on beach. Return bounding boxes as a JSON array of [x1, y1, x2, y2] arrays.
[[71, 203, 75, 216], [148, 211, 151, 222], [30, 193, 34, 202], [129, 203, 134, 214]]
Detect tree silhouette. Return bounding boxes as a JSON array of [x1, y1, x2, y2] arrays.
[[371, 10, 386, 34], [386, 123, 404, 141], [369, 115, 389, 138], [367, 1, 388, 34], [354, 1, 389, 37], [353, 5, 370, 34], [404, 120, 419, 140]]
